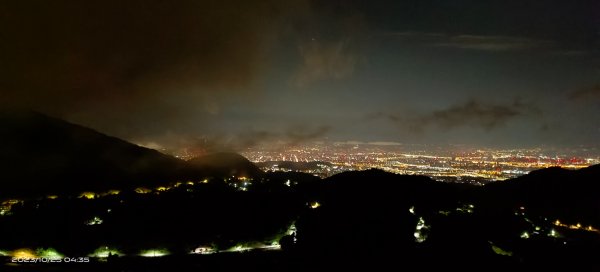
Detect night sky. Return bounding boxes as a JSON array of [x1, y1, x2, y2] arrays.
[[1, 0, 599, 151]]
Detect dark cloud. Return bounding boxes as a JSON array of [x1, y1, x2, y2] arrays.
[[136, 125, 331, 155], [434, 35, 554, 52], [290, 2, 365, 88], [293, 39, 358, 87], [0, 0, 308, 136], [0, 0, 597, 149], [285, 125, 331, 146], [568, 85, 600, 101], [376, 99, 538, 132], [385, 32, 556, 52]]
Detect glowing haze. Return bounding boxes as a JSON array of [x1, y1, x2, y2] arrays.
[[1, 0, 598, 152]]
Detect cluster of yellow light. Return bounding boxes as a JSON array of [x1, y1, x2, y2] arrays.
[[155, 186, 169, 192], [414, 217, 429, 243], [89, 246, 122, 258], [191, 247, 215, 255], [36, 248, 64, 259], [46, 195, 58, 200], [309, 201, 321, 209], [554, 220, 599, 233], [107, 190, 120, 195], [226, 245, 252, 252], [135, 187, 151, 194], [79, 192, 96, 199], [139, 249, 169, 257], [1, 199, 23, 215], [489, 242, 513, 256], [12, 248, 38, 259], [2, 199, 22, 205]]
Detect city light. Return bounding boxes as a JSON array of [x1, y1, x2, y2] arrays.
[[85, 216, 103, 226], [135, 187, 152, 194], [191, 247, 215, 255], [36, 248, 64, 259], [89, 246, 122, 258], [12, 248, 37, 259], [414, 217, 429, 243], [79, 192, 96, 199], [553, 220, 599, 233], [489, 242, 513, 256], [139, 249, 170, 257], [240, 144, 599, 182]]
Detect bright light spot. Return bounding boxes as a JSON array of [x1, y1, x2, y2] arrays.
[[107, 190, 120, 195], [489, 242, 513, 256], [89, 246, 122, 258], [285, 180, 291, 187], [139, 249, 169, 257], [286, 222, 297, 236], [191, 247, 215, 255], [202, 179, 209, 184], [260, 244, 281, 251], [135, 187, 151, 194], [548, 229, 561, 238], [47, 195, 58, 200], [456, 203, 474, 214], [408, 206, 415, 215], [0, 250, 10, 256], [226, 245, 253, 252], [36, 248, 64, 259], [186, 181, 195, 186], [79, 192, 96, 199], [85, 216, 103, 226], [310, 201, 321, 209], [520, 231, 530, 239], [12, 249, 38, 259], [553, 219, 598, 233], [414, 217, 429, 243], [156, 187, 168, 192], [438, 210, 450, 216]]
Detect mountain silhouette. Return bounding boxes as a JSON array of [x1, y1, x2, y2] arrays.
[[0, 110, 199, 198], [484, 165, 600, 226]]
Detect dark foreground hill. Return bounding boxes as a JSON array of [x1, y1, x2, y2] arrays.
[[0, 111, 197, 198], [0, 111, 261, 198], [484, 165, 600, 226], [188, 152, 263, 179]]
